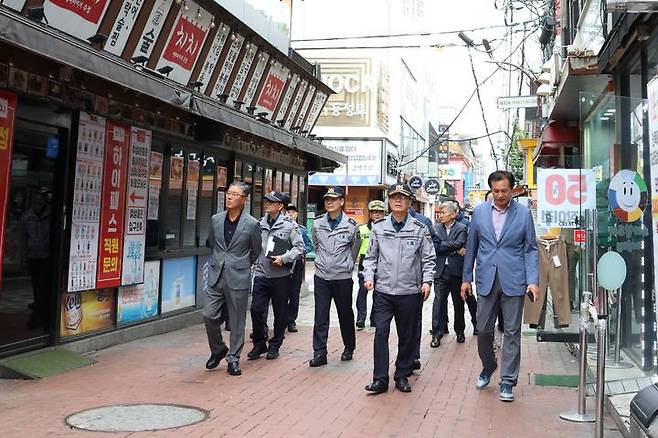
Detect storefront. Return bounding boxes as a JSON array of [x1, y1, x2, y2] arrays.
[[0, 4, 341, 357]]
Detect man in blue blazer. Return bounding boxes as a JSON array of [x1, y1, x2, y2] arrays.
[[461, 171, 539, 402]]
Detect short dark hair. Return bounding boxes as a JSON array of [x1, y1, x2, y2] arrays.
[[487, 171, 515, 189], [229, 181, 251, 197]]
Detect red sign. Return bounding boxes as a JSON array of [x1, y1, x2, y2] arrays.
[[97, 120, 129, 288], [574, 229, 586, 244], [0, 91, 17, 286], [162, 16, 207, 71], [49, 0, 108, 24], [257, 73, 285, 113]]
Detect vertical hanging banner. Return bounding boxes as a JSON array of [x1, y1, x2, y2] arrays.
[[274, 73, 300, 122], [242, 52, 270, 109], [132, 0, 174, 60], [0, 91, 17, 285], [228, 43, 258, 106], [68, 113, 105, 292], [155, 1, 213, 85], [255, 61, 289, 119], [43, 0, 111, 41], [105, 0, 146, 56], [648, 77, 658, 320], [121, 127, 151, 286], [295, 84, 316, 129], [97, 120, 129, 288], [210, 32, 245, 98], [285, 80, 308, 129], [197, 23, 231, 94], [303, 92, 328, 134]]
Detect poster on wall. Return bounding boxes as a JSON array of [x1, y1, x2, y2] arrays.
[[647, 77, 658, 320], [121, 127, 151, 285], [97, 120, 130, 288], [186, 159, 199, 220], [169, 155, 184, 189], [60, 289, 115, 337], [161, 256, 196, 312], [43, 0, 111, 41], [105, 0, 146, 56], [255, 62, 289, 119], [118, 260, 160, 324], [0, 91, 17, 285], [210, 32, 245, 98], [197, 23, 231, 94], [155, 0, 213, 85], [132, 0, 174, 60], [242, 52, 270, 108], [537, 168, 596, 228], [68, 112, 105, 292], [147, 151, 163, 220], [228, 43, 258, 106]]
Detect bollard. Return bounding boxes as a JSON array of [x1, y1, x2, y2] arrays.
[[595, 317, 607, 438], [559, 291, 595, 423]]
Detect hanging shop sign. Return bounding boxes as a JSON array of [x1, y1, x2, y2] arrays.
[[132, 0, 174, 60], [210, 32, 245, 98], [228, 43, 258, 106], [121, 127, 151, 286], [438, 164, 463, 181], [537, 169, 596, 228], [118, 260, 160, 324], [68, 112, 105, 292], [437, 143, 449, 165], [424, 178, 440, 195], [274, 73, 300, 122], [197, 23, 231, 94], [147, 151, 163, 220], [284, 80, 307, 129], [0, 91, 17, 286], [408, 175, 423, 190], [156, 1, 213, 85], [60, 289, 115, 337], [308, 139, 383, 186], [97, 120, 130, 288], [294, 85, 316, 129], [43, 0, 111, 41], [255, 61, 289, 119], [242, 52, 270, 109], [608, 169, 648, 223], [105, 0, 146, 56], [303, 92, 328, 134]]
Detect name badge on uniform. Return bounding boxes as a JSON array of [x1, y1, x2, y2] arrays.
[[406, 239, 417, 247], [338, 233, 351, 241], [276, 232, 286, 239]]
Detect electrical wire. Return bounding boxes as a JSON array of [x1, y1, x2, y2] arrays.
[[468, 46, 499, 169]]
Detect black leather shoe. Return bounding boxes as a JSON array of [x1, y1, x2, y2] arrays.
[[227, 362, 241, 376], [473, 328, 479, 336], [309, 356, 327, 367], [287, 322, 298, 333], [412, 360, 421, 370], [341, 349, 354, 361], [247, 343, 268, 360], [205, 345, 229, 369], [266, 349, 280, 360], [365, 380, 388, 394], [430, 336, 441, 348], [457, 333, 466, 343], [356, 320, 365, 329], [395, 377, 412, 392]]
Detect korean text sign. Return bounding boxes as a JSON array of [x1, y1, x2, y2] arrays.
[[537, 169, 596, 228], [97, 121, 129, 287]]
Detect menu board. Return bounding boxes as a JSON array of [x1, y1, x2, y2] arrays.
[[210, 32, 245, 98], [96, 120, 130, 289], [68, 112, 105, 292], [242, 52, 269, 109], [105, 0, 146, 56], [121, 127, 151, 285], [284, 80, 308, 129], [228, 43, 258, 106], [147, 151, 163, 220], [132, 0, 174, 60], [197, 23, 231, 94]]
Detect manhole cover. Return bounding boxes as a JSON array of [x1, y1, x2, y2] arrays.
[[65, 404, 208, 432]]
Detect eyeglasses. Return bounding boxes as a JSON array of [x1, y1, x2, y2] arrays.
[[226, 192, 246, 198]]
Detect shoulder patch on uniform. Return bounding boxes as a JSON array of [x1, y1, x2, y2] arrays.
[[348, 218, 357, 226], [413, 219, 425, 227]]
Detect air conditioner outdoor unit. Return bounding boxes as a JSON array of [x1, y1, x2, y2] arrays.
[[606, 0, 658, 12]]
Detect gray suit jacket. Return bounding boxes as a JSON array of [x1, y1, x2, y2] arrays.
[[206, 211, 262, 290], [434, 220, 467, 278]]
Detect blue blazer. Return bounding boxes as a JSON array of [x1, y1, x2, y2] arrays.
[[462, 200, 539, 297]]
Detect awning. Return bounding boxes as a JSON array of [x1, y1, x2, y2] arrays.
[[533, 120, 580, 160], [0, 10, 346, 166]]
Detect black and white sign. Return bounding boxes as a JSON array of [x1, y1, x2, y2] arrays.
[[132, 0, 173, 60], [294, 85, 316, 129], [197, 23, 231, 94], [228, 43, 258, 105], [211, 32, 245, 98], [274, 73, 300, 122], [242, 52, 269, 108], [106, 0, 145, 56], [303, 92, 328, 134], [408, 175, 423, 190], [285, 80, 307, 129], [424, 178, 440, 195]]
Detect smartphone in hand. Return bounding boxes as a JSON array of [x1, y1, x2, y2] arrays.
[[526, 290, 535, 303]]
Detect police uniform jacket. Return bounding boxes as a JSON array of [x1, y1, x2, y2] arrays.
[[312, 213, 360, 281], [362, 214, 436, 295], [254, 213, 305, 279]]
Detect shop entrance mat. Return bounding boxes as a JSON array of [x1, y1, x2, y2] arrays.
[[533, 373, 579, 387], [0, 348, 95, 379]]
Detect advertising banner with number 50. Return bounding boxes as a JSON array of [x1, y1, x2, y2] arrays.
[[537, 169, 596, 228]]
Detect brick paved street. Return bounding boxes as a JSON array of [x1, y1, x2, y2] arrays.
[[0, 271, 622, 437]]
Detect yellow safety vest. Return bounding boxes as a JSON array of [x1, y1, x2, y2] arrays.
[[359, 223, 371, 256]]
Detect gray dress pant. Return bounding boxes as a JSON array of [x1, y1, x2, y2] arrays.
[[476, 275, 524, 386], [203, 274, 249, 364]]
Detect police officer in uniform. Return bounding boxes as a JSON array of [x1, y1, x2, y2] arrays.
[[248, 191, 305, 360], [363, 184, 436, 394], [356, 200, 387, 329], [309, 187, 361, 367]]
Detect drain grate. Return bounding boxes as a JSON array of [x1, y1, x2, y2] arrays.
[[65, 404, 208, 432]]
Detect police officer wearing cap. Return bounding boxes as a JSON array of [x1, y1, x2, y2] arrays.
[[248, 191, 305, 360], [309, 187, 361, 367], [356, 200, 387, 329], [363, 183, 436, 394]]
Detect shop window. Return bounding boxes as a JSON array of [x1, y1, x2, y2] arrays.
[[182, 152, 200, 247], [146, 144, 164, 248], [198, 154, 216, 246], [253, 165, 264, 219], [165, 149, 185, 249]]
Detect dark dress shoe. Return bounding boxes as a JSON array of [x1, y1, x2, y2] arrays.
[[341, 349, 354, 361], [266, 349, 280, 360], [247, 343, 268, 360], [287, 322, 298, 333], [356, 320, 365, 329], [412, 360, 421, 370], [227, 362, 242, 376], [205, 345, 229, 369], [365, 380, 388, 394], [457, 333, 466, 343], [395, 377, 412, 392], [309, 356, 327, 367], [430, 336, 441, 348], [473, 328, 479, 336]]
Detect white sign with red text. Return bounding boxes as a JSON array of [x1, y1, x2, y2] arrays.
[[43, 0, 111, 41], [537, 169, 596, 228], [255, 61, 289, 119]]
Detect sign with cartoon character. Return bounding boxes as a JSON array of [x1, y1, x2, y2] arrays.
[[608, 169, 648, 223]]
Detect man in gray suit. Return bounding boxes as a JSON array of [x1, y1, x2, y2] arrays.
[[461, 171, 539, 402], [204, 182, 262, 376]]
